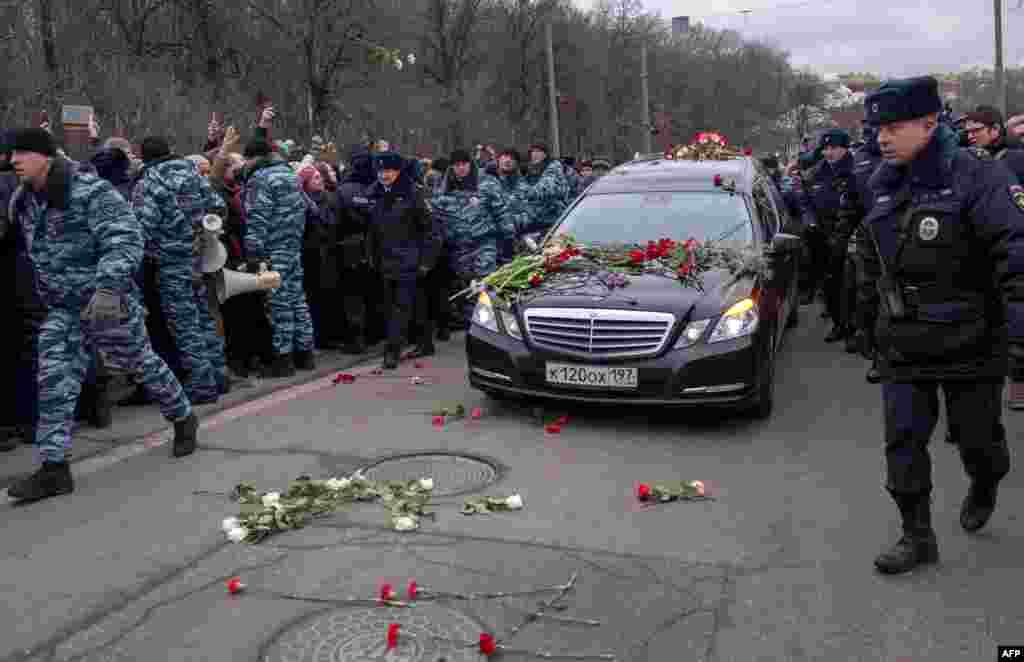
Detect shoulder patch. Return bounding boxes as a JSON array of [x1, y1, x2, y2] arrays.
[[1010, 185, 1024, 212]]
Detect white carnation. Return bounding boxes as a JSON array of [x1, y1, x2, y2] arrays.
[[262, 492, 282, 509], [418, 477, 434, 491], [221, 517, 240, 532], [407, 53, 416, 65], [226, 526, 249, 543], [393, 516, 418, 532], [394, 58, 404, 71], [505, 494, 524, 510], [325, 478, 351, 491]]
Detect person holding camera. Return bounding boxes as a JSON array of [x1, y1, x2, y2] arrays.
[[860, 77, 1024, 575]]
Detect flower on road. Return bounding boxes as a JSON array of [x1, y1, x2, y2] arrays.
[[407, 580, 419, 600], [324, 477, 351, 491], [225, 576, 245, 594], [261, 492, 282, 509], [393, 515, 418, 531], [380, 582, 397, 602], [479, 633, 498, 655], [463, 493, 527, 515], [221, 517, 239, 532], [636, 480, 710, 503], [418, 477, 434, 491], [333, 372, 356, 384], [387, 623, 400, 649], [226, 526, 249, 543], [505, 493, 524, 510]]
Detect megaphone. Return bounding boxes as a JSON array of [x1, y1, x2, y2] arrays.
[[215, 268, 282, 303], [199, 214, 227, 273]]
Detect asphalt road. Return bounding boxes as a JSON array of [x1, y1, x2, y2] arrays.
[[1, 305, 1022, 662]]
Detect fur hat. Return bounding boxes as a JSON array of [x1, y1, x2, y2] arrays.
[[864, 76, 943, 127], [9, 128, 57, 157], [819, 128, 850, 148]]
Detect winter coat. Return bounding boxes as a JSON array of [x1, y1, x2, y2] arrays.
[[334, 144, 375, 267], [10, 158, 143, 309], [366, 168, 438, 280]]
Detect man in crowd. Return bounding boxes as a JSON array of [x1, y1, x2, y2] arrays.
[[479, 147, 526, 267], [243, 136, 316, 377], [134, 136, 227, 402], [850, 121, 884, 384], [860, 77, 1024, 574], [334, 144, 376, 354], [520, 143, 568, 236], [5, 129, 198, 502]]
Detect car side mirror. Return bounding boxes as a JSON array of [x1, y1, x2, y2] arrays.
[[769, 232, 801, 253]]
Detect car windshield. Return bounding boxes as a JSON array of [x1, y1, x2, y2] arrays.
[[551, 192, 753, 246]]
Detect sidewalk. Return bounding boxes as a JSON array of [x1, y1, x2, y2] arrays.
[[0, 343, 388, 490]]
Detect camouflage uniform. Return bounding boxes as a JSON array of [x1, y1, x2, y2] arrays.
[[477, 171, 526, 266], [243, 156, 315, 358], [10, 159, 191, 464], [133, 157, 226, 402], [519, 159, 569, 236]]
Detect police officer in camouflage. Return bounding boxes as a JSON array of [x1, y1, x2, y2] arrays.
[[4, 129, 198, 503], [243, 137, 316, 377], [860, 77, 1024, 574], [519, 143, 569, 237], [133, 137, 227, 403]]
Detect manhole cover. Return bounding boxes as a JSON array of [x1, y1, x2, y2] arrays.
[[361, 453, 498, 497], [265, 605, 485, 661]]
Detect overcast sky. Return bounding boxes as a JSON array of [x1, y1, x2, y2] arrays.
[[580, 0, 1024, 77]]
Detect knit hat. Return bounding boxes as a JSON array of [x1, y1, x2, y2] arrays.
[[449, 149, 472, 165], [864, 76, 943, 127], [140, 136, 171, 162], [244, 138, 272, 158], [375, 151, 404, 171], [8, 128, 57, 157]]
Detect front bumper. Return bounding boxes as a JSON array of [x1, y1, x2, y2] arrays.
[[466, 325, 764, 408]]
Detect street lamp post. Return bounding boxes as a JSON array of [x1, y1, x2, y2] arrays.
[[995, 0, 1007, 116]]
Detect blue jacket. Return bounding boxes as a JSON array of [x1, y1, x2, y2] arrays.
[[863, 124, 1024, 380], [366, 168, 438, 279]]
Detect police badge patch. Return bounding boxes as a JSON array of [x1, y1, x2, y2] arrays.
[[918, 217, 940, 241], [1011, 185, 1024, 212]]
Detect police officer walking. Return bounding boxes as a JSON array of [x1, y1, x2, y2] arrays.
[[799, 128, 864, 342], [5, 129, 198, 502], [860, 77, 1024, 574]]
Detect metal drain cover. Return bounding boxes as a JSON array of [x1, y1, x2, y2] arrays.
[[265, 605, 485, 661], [361, 453, 498, 497]]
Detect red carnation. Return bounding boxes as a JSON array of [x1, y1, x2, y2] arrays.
[[381, 583, 396, 603], [629, 249, 645, 265], [387, 623, 400, 649], [225, 577, 245, 594], [678, 263, 691, 276], [529, 273, 544, 287], [333, 372, 356, 385], [407, 580, 419, 600], [544, 423, 562, 434], [743, 147, 753, 156], [471, 407, 482, 419], [637, 483, 652, 501], [479, 633, 498, 656], [432, 415, 445, 427], [556, 415, 569, 425]]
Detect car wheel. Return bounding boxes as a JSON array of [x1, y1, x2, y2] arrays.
[[750, 343, 775, 420], [786, 303, 800, 329]]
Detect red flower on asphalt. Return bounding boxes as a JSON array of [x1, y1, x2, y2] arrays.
[[529, 273, 544, 287], [225, 577, 245, 594], [432, 415, 445, 427], [387, 623, 400, 649], [629, 249, 645, 265], [556, 415, 569, 425], [637, 483, 652, 501], [380, 582, 396, 603], [479, 633, 498, 656], [470, 407, 482, 419], [333, 372, 356, 385], [407, 580, 419, 600], [544, 423, 562, 434]]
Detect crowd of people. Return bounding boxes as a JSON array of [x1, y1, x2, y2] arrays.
[[0, 106, 616, 502]]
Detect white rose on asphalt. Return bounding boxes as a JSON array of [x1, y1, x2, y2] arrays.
[[226, 526, 249, 543], [221, 517, 240, 532], [262, 492, 282, 509], [394, 58, 404, 71], [407, 53, 416, 65], [325, 478, 350, 491], [505, 494, 524, 510], [393, 516, 418, 532], [418, 478, 434, 491]]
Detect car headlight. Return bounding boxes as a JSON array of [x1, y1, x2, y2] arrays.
[[674, 319, 711, 349], [472, 291, 522, 338], [708, 298, 759, 343]]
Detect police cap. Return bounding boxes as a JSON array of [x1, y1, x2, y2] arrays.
[[864, 76, 943, 126], [819, 128, 850, 148]]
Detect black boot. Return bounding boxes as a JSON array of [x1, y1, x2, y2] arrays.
[[865, 357, 882, 384], [874, 492, 939, 574], [261, 354, 296, 379], [824, 325, 847, 343], [227, 358, 249, 379], [171, 413, 199, 458], [293, 350, 316, 371], [960, 482, 998, 533], [415, 323, 436, 357], [90, 377, 113, 429], [844, 332, 861, 354], [382, 343, 401, 370], [437, 326, 451, 341], [8, 461, 74, 502], [0, 428, 18, 452]]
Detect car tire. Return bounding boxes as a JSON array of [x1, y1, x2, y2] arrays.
[[750, 343, 775, 420]]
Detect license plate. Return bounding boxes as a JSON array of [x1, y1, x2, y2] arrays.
[[545, 362, 638, 389]]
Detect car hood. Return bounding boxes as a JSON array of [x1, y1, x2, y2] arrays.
[[517, 268, 757, 323]]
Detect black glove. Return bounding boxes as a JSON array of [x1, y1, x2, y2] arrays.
[[1009, 343, 1024, 380]]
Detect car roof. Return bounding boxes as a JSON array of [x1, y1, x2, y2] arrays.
[[585, 157, 757, 195]]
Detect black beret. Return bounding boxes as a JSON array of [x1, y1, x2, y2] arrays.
[[140, 136, 172, 162], [243, 138, 272, 159], [820, 128, 850, 148], [864, 76, 943, 126], [449, 149, 472, 165], [8, 128, 56, 157]]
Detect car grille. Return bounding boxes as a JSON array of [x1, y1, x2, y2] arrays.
[[523, 308, 676, 359]]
